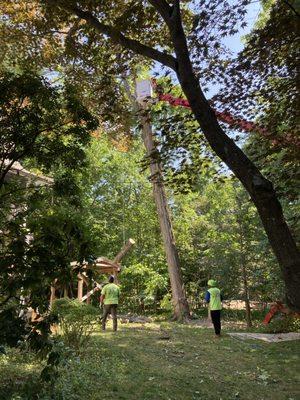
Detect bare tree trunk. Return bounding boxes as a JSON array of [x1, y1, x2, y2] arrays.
[[235, 193, 252, 328], [241, 262, 252, 328], [49, 285, 56, 309], [63, 286, 68, 298], [77, 274, 83, 302], [141, 109, 190, 320]]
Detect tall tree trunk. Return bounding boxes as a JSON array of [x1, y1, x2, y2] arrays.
[[241, 262, 252, 328], [235, 192, 252, 327], [141, 109, 190, 320], [169, 5, 300, 311]]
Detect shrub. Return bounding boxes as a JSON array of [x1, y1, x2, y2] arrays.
[[51, 299, 98, 351], [160, 293, 173, 312], [0, 306, 29, 347]]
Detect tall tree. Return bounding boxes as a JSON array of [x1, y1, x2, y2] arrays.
[[1, 0, 299, 309], [0, 71, 98, 310]]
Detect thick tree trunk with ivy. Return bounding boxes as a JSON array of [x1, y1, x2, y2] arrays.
[[66, 0, 300, 310], [141, 110, 190, 320]]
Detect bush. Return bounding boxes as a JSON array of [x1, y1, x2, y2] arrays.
[[0, 306, 29, 347], [263, 315, 300, 334], [160, 293, 173, 312], [51, 299, 98, 351]]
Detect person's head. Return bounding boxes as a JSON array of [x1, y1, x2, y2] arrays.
[[109, 275, 115, 283], [208, 279, 217, 287]]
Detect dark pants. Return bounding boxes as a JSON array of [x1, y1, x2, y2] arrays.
[[210, 310, 221, 335], [102, 304, 118, 331]]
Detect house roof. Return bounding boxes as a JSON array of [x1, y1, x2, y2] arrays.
[[4, 160, 53, 186]]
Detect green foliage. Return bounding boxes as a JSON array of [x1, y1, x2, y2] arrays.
[[149, 80, 220, 194], [51, 299, 98, 351], [120, 263, 168, 313], [0, 71, 98, 186], [263, 316, 300, 334], [0, 306, 28, 347], [0, 70, 99, 317], [0, 192, 99, 312], [80, 137, 162, 260], [244, 139, 300, 241], [160, 293, 173, 312], [227, 1, 300, 244], [173, 180, 282, 306]]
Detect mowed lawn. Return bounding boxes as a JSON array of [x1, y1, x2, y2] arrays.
[[1, 322, 299, 400]]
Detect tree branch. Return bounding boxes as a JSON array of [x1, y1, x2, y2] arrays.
[[282, 0, 300, 18], [147, 0, 172, 25], [170, 0, 181, 23], [71, 6, 177, 70]]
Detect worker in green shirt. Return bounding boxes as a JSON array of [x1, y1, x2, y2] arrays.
[[100, 275, 120, 332], [205, 279, 223, 337]]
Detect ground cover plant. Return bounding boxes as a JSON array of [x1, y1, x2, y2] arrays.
[[51, 299, 99, 351], [0, 321, 299, 400]]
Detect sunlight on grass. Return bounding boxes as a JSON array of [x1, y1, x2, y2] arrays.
[[0, 323, 299, 400]]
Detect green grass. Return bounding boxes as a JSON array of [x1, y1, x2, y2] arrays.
[[0, 321, 299, 400]]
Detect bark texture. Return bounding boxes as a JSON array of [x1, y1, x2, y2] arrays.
[[141, 108, 190, 320]]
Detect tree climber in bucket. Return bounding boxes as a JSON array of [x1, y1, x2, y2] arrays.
[[100, 275, 120, 332], [205, 279, 223, 337]]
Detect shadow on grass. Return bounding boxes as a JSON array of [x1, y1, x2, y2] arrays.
[[1, 322, 299, 400], [0, 348, 44, 399]]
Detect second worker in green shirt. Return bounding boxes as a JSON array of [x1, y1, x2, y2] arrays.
[[100, 275, 120, 332]]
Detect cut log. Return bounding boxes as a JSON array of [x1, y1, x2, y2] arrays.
[[81, 284, 102, 302], [113, 238, 136, 264]]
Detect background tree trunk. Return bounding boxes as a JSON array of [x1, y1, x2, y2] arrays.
[[241, 263, 252, 328]]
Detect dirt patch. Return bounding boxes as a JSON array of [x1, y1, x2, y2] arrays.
[[228, 332, 300, 343]]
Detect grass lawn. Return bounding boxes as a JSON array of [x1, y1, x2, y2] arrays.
[[0, 321, 299, 400]]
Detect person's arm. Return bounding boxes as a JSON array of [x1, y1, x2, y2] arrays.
[[205, 291, 210, 303]]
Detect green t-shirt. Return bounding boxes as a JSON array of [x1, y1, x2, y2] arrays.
[[101, 283, 120, 305]]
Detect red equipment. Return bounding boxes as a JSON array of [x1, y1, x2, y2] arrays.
[[263, 301, 293, 325]]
